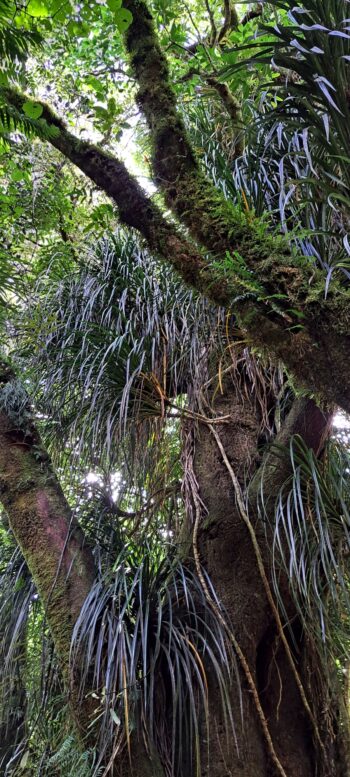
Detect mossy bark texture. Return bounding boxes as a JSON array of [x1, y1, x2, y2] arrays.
[[123, 0, 350, 411], [0, 364, 164, 776], [0, 363, 96, 733], [192, 377, 348, 776], [4, 87, 208, 293]]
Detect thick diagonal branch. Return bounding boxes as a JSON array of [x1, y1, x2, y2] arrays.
[[5, 88, 310, 312], [123, 0, 294, 277], [5, 86, 350, 412], [4, 87, 211, 293], [121, 1, 345, 307], [122, 1, 350, 411], [218, 0, 239, 42]]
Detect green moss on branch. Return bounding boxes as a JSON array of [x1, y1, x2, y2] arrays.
[[0, 361, 96, 733], [122, 0, 350, 411], [5, 78, 350, 411]]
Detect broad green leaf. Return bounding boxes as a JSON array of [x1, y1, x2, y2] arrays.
[[67, 19, 89, 37], [27, 0, 50, 17], [107, 96, 117, 114], [50, 0, 72, 21], [85, 75, 104, 93], [11, 167, 25, 182], [22, 101, 44, 119], [115, 7, 132, 33]]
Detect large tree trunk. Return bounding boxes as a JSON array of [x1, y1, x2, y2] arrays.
[[189, 372, 349, 777]]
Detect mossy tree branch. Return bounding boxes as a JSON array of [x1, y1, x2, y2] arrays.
[[186, 0, 240, 54], [122, 0, 307, 296], [0, 361, 96, 734], [206, 75, 244, 155], [3, 86, 210, 292], [0, 364, 167, 772], [122, 0, 350, 411], [4, 84, 350, 412], [218, 0, 239, 42], [5, 86, 286, 313]]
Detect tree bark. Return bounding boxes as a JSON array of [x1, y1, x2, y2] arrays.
[[0, 361, 96, 736], [122, 0, 350, 416], [190, 373, 348, 776]]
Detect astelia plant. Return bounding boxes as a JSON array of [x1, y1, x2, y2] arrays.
[[71, 543, 238, 777]]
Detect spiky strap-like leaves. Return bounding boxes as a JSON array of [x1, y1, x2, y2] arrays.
[[71, 544, 237, 777]]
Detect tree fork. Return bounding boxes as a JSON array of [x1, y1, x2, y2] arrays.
[[122, 0, 350, 410], [123, 0, 312, 295], [4, 85, 350, 412], [190, 378, 347, 775]]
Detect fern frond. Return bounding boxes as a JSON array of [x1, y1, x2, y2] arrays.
[[0, 25, 41, 63], [46, 736, 100, 777]]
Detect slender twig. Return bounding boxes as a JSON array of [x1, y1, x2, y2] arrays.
[[204, 0, 217, 46], [240, 3, 263, 27], [218, 0, 238, 42]]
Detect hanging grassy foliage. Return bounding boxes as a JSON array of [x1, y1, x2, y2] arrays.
[[71, 543, 239, 777]]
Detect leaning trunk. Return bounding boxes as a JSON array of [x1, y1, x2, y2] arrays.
[[0, 363, 96, 736]]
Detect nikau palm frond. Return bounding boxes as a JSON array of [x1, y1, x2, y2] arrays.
[[71, 544, 238, 777]]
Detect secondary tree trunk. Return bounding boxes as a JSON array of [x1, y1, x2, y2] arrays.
[[190, 371, 349, 777]]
